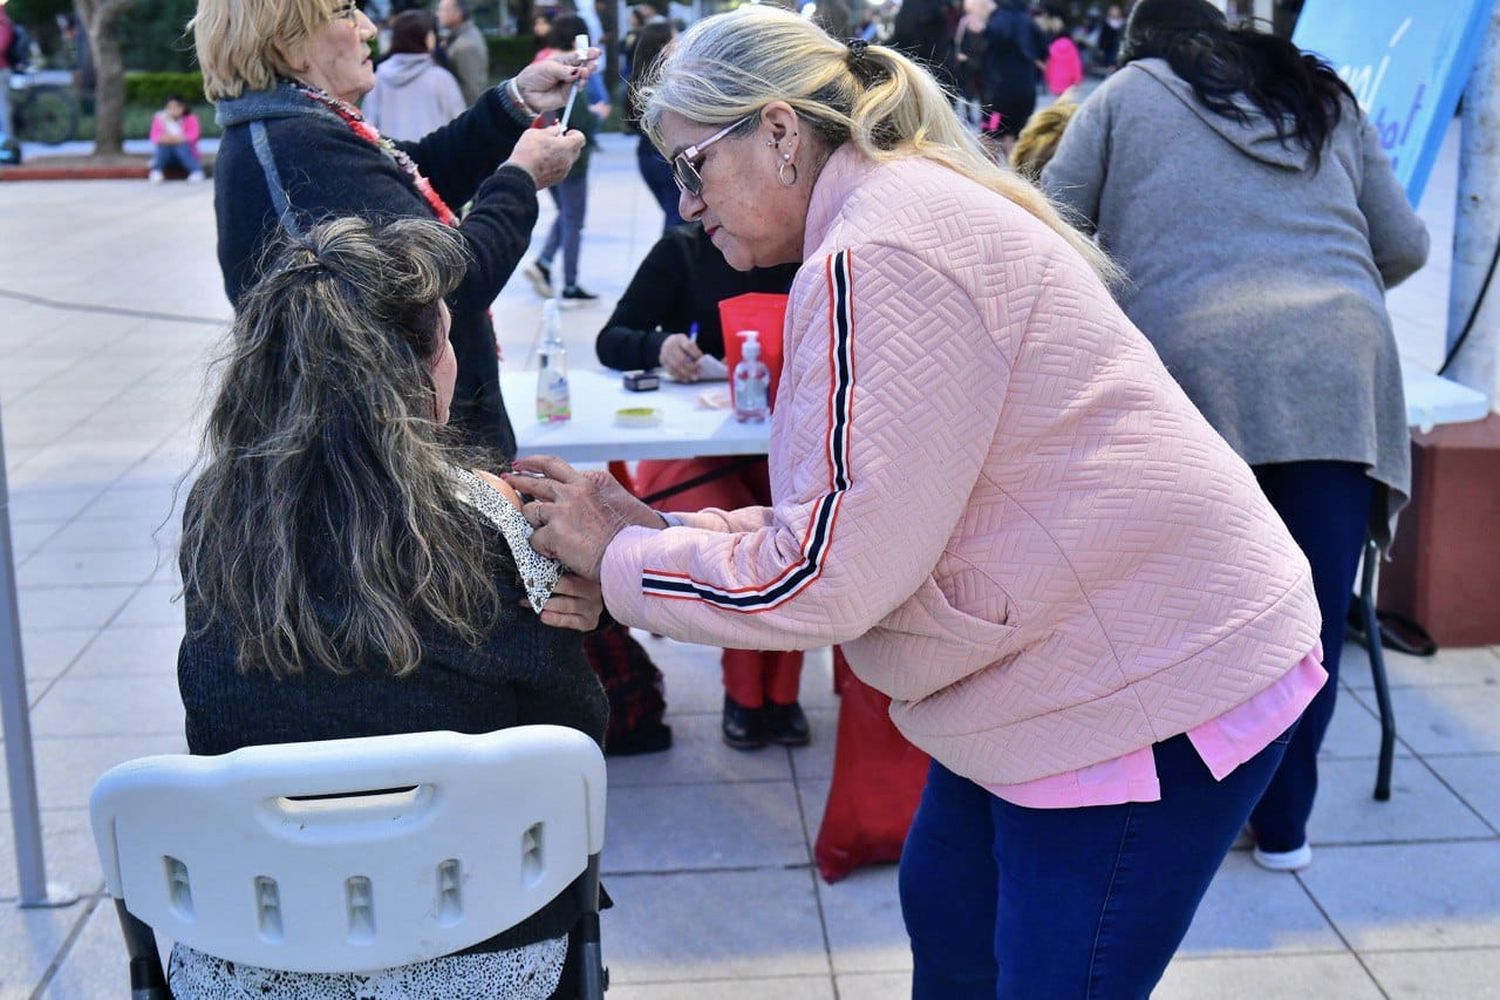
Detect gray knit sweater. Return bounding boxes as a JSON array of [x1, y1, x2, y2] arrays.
[[1042, 59, 1429, 544]]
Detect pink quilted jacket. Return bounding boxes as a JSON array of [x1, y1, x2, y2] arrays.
[[601, 145, 1322, 785]]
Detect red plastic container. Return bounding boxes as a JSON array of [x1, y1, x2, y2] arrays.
[[718, 292, 789, 410]]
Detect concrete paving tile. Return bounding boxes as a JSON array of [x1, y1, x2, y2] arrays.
[[603, 781, 808, 873], [795, 709, 838, 780], [1343, 643, 1500, 691], [28, 672, 185, 739], [111, 584, 185, 629], [1179, 851, 1344, 957], [605, 976, 836, 999], [17, 586, 136, 630], [1319, 687, 1413, 760], [835, 971, 911, 998], [0, 897, 89, 999], [798, 779, 831, 854], [67, 624, 184, 677], [1425, 756, 1500, 832], [1355, 685, 1500, 755], [1363, 947, 1500, 999], [18, 629, 97, 683], [0, 734, 187, 811], [0, 809, 107, 902], [7, 486, 103, 524], [41, 517, 178, 553], [605, 713, 792, 788], [1306, 758, 1492, 845], [600, 868, 826, 983], [818, 863, 910, 974], [8, 520, 65, 562], [1299, 842, 1500, 951], [1154, 953, 1383, 999], [17, 548, 166, 589], [39, 897, 139, 1000]]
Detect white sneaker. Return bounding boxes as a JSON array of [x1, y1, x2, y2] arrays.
[[187, 170, 205, 183], [148, 169, 164, 184], [522, 260, 553, 298], [1253, 843, 1312, 872]]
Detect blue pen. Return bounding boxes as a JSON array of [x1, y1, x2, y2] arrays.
[[688, 322, 700, 346]]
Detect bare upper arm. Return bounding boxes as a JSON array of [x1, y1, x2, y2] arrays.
[[473, 468, 524, 510]]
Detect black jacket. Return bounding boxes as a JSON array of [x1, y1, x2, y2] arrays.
[[595, 223, 799, 371], [177, 490, 609, 952], [214, 83, 538, 457]]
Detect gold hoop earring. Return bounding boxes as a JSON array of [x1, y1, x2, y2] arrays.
[[778, 158, 797, 187]]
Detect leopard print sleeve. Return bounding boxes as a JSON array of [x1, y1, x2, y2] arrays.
[[448, 466, 561, 615]]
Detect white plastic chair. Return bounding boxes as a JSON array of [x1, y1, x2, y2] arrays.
[[89, 726, 608, 999]]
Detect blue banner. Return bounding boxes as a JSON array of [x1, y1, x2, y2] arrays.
[[1294, 0, 1496, 204]]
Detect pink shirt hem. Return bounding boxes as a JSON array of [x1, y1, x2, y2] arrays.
[[983, 645, 1326, 809]]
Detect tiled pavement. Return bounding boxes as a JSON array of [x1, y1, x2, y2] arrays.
[[2, 131, 1497, 998]]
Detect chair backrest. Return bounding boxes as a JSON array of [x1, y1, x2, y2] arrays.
[[89, 726, 606, 974]]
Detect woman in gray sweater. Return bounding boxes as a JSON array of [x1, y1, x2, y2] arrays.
[[1043, 0, 1428, 873]]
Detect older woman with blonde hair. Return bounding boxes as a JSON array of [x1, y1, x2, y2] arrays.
[[175, 216, 608, 998], [509, 6, 1327, 997], [194, 0, 592, 457]]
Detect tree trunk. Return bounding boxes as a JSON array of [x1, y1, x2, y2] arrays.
[[74, 0, 132, 156]]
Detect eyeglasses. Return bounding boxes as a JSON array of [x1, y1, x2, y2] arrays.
[[671, 115, 756, 197], [331, 0, 361, 23]]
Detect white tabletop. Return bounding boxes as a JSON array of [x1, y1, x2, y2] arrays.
[[506, 363, 1491, 463], [1400, 360, 1491, 432], [504, 368, 769, 462]]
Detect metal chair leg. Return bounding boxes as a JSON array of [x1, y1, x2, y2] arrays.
[[113, 899, 171, 999], [1359, 536, 1396, 801]]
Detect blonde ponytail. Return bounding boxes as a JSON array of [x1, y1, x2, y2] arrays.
[[641, 5, 1119, 283]]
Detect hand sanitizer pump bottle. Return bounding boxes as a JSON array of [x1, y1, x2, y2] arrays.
[[536, 298, 571, 423], [733, 330, 770, 424]]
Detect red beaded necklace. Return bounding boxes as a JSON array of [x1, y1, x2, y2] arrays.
[[295, 83, 458, 227]]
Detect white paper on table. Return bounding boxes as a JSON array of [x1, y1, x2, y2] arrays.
[[667, 355, 729, 383]]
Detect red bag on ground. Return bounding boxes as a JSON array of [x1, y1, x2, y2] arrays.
[[718, 292, 789, 409], [814, 648, 931, 883]]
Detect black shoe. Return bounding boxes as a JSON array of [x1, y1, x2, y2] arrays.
[[561, 284, 599, 303], [604, 723, 673, 757], [722, 694, 767, 750], [523, 260, 551, 297], [765, 700, 811, 746]]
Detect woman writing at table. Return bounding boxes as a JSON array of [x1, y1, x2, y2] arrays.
[[506, 7, 1326, 997], [597, 223, 808, 750]]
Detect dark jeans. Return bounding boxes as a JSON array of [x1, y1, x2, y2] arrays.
[[636, 136, 683, 233], [900, 729, 1293, 999], [540, 175, 588, 286], [1249, 460, 1374, 852], [151, 143, 201, 174]]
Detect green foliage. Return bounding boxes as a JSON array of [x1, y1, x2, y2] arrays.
[[486, 35, 537, 83], [4, 0, 73, 29], [124, 70, 205, 107], [117, 0, 199, 73]]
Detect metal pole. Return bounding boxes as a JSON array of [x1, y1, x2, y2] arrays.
[[0, 402, 78, 909], [1447, 1, 1500, 404]]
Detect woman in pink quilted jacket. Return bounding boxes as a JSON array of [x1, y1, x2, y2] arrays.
[[510, 7, 1324, 997]]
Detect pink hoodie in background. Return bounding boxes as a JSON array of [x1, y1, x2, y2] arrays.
[[1046, 36, 1084, 95], [149, 110, 201, 158]]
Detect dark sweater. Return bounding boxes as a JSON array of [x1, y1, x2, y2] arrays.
[[595, 223, 800, 371], [214, 83, 538, 457], [176, 494, 608, 952]]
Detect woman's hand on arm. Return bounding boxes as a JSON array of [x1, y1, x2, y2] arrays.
[[515, 48, 603, 114], [502, 455, 668, 580], [504, 124, 586, 190], [537, 574, 604, 631]]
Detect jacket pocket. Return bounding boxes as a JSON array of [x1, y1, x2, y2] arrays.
[[848, 574, 1019, 702]]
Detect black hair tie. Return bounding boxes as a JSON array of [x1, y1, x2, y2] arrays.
[[845, 37, 886, 87], [847, 38, 869, 61]]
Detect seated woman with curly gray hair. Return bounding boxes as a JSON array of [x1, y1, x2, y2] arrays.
[[174, 216, 608, 999]]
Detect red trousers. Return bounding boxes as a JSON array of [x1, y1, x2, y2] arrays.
[[634, 455, 804, 706]]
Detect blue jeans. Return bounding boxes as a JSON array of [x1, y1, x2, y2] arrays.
[[151, 143, 201, 174], [1249, 460, 1374, 852], [636, 136, 682, 233], [900, 729, 1293, 999], [539, 174, 587, 286]]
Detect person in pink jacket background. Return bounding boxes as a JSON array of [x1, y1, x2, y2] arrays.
[[147, 94, 204, 183], [1043, 13, 1085, 95], [508, 7, 1323, 997]]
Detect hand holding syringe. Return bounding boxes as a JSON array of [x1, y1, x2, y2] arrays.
[[559, 34, 591, 131]]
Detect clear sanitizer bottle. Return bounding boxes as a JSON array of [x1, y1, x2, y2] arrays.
[[733, 330, 770, 424], [536, 298, 571, 423]]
